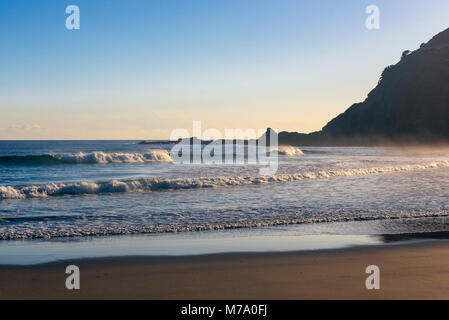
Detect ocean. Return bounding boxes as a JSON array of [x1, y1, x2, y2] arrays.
[[1, 141, 449, 264]]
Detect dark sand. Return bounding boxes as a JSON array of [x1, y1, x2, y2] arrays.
[[1, 241, 449, 299]]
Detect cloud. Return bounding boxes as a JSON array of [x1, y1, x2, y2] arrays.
[[8, 124, 48, 131]]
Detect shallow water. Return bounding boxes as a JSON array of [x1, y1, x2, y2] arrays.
[[1, 141, 449, 240]]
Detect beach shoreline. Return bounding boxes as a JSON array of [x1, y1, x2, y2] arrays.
[[2, 240, 449, 300]]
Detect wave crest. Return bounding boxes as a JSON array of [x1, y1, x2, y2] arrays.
[[275, 146, 304, 156], [1, 160, 449, 200], [56, 150, 172, 164], [0, 150, 172, 165]]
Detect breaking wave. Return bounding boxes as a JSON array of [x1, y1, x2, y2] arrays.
[[1, 160, 449, 200], [0, 146, 302, 165], [275, 146, 304, 156], [0, 150, 172, 165]]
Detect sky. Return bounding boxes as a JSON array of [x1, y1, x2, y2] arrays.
[[1, 0, 449, 140]]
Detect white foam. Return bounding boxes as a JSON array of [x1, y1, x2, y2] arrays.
[[1, 160, 449, 200], [0, 186, 26, 200], [56, 149, 172, 164], [2, 210, 449, 240], [275, 146, 304, 156]]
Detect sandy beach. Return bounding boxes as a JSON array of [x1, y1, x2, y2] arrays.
[[1, 240, 449, 300]]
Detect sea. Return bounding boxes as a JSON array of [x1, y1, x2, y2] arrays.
[[1, 140, 449, 264]]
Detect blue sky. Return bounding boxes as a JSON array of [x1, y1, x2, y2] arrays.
[[1, 0, 449, 139]]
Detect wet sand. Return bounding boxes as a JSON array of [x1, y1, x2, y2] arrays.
[[1, 241, 449, 299]]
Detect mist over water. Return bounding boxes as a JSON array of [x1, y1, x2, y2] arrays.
[[1, 141, 449, 240]]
